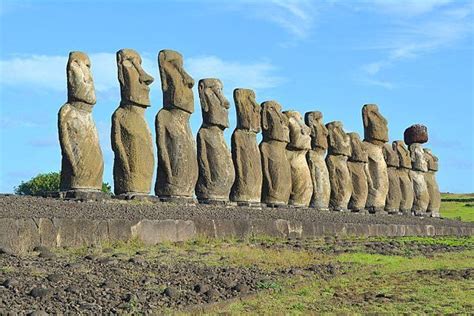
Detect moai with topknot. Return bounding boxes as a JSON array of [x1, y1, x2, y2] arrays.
[[230, 89, 262, 206], [111, 49, 155, 198], [305, 111, 330, 210], [404, 124, 430, 216], [284, 111, 313, 207], [362, 104, 389, 214], [58, 51, 105, 200], [155, 50, 198, 203], [195, 79, 235, 204], [326, 121, 352, 211], [260, 101, 291, 207]]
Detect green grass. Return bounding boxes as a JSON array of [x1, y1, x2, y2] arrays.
[[440, 201, 474, 222]]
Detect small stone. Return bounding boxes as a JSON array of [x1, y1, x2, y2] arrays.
[[65, 285, 80, 294], [46, 273, 62, 283], [123, 293, 137, 302], [28, 311, 49, 316], [193, 283, 210, 294], [29, 287, 51, 298], [38, 251, 55, 259], [0, 247, 13, 256], [2, 278, 19, 289], [33, 246, 50, 253], [128, 257, 145, 265], [204, 289, 218, 302], [232, 284, 249, 294], [163, 287, 177, 298]]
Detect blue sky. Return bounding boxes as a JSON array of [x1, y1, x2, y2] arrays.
[[0, 0, 473, 193]]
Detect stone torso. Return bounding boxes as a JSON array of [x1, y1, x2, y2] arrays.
[[59, 103, 103, 191], [196, 126, 235, 200], [363, 141, 389, 211], [155, 108, 198, 197], [111, 106, 154, 195], [230, 129, 262, 203], [260, 140, 291, 205], [306, 148, 330, 210]]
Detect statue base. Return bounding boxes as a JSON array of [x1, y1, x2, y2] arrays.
[[331, 207, 350, 212], [367, 207, 388, 215], [350, 208, 369, 215], [63, 190, 111, 202], [114, 194, 160, 203], [265, 203, 288, 208], [385, 209, 401, 215], [159, 196, 196, 205], [198, 199, 236, 207], [236, 201, 263, 208]]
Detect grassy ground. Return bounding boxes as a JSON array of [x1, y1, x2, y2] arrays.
[[440, 193, 474, 222], [52, 235, 474, 314]]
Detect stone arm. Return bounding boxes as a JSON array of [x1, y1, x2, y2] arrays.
[[197, 130, 212, 184], [156, 116, 172, 181], [364, 162, 372, 189], [58, 106, 76, 175], [260, 147, 273, 193], [111, 115, 130, 174], [231, 133, 244, 184]]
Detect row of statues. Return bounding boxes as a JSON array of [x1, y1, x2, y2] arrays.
[[58, 49, 441, 217]]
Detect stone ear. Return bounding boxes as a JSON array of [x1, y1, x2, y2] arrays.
[[158, 52, 168, 92], [116, 52, 125, 87], [262, 107, 269, 130]]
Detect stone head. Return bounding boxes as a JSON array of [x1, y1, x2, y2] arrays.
[[347, 132, 367, 163], [409, 143, 428, 172], [326, 121, 351, 157], [116, 49, 154, 107], [362, 104, 388, 145], [158, 49, 195, 113], [423, 148, 438, 171], [198, 78, 230, 129], [383, 143, 399, 168], [283, 111, 311, 151], [67, 51, 96, 106], [392, 140, 411, 169], [304, 111, 328, 150], [234, 88, 260, 133], [261, 101, 289, 143]]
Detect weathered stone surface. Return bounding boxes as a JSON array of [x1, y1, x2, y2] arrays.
[[363, 141, 389, 213], [112, 49, 155, 195], [383, 144, 401, 214], [362, 104, 388, 145], [424, 149, 441, 217], [393, 140, 414, 214], [361, 104, 389, 213], [260, 101, 291, 206], [347, 133, 368, 212], [284, 111, 312, 207], [195, 79, 235, 202], [305, 112, 330, 210], [409, 143, 429, 215], [155, 50, 198, 198], [404, 124, 428, 145], [326, 122, 352, 211], [59, 51, 103, 192], [230, 88, 262, 203]]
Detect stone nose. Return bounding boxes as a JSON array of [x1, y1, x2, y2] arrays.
[[140, 72, 154, 85]]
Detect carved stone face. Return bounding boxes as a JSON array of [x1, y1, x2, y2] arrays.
[[393, 140, 412, 169], [234, 88, 260, 133], [158, 49, 194, 113], [362, 104, 388, 145], [326, 121, 350, 157], [198, 79, 230, 129], [67, 51, 96, 105], [261, 101, 289, 143], [347, 132, 367, 162], [304, 111, 328, 150], [383, 143, 399, 168], [284, 111, 311, 151], [423, 148, 438, 171], [409, 143, 428, 172], [117, 49, 154, 107]]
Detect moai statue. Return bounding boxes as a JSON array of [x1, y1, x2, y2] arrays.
[[260, 101, 291, 206], [393, 140, 414, 215], [305, 111, 330, 210], [347, 132, 369, 213], [424, 148, 441, 217], [195, 79, 235, 203], [326, 121, 352, 211], [230, 89, 262, 206], [155, 50, 198, 202], [383, 143, 402, 214], [283, 111, 313, 207], [362, 104, 389, 214], [58, 51, 105, 199], [405, 124, 430, 216], [112, 49, 155, 197]]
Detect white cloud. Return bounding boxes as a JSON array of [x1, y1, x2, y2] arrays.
[[367, 0, 452, 16], [0, 53, 283, 97], [187, 55, 284, 91]]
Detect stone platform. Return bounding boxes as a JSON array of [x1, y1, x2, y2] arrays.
[[1, 195, 473, 253]]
